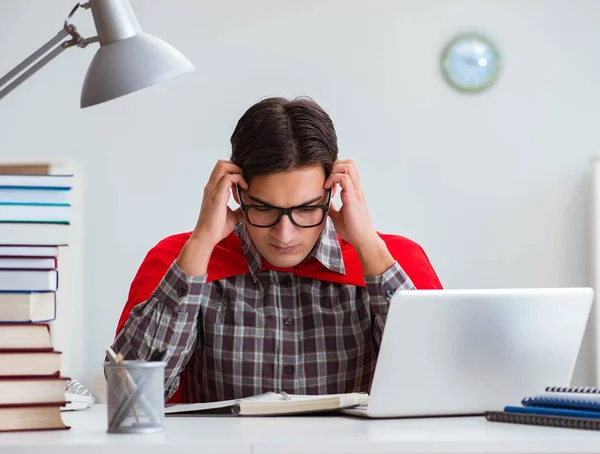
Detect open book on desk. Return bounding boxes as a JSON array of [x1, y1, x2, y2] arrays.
[[164, 392, 369, 416]]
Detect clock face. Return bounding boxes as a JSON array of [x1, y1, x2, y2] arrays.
[[441, 34, 500, 92]]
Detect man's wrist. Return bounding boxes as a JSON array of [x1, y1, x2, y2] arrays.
[[176, 236, 214, 277], [353, 231, 383, 253], [355, 232, 395, 277]]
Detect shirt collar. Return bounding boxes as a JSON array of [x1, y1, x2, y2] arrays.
[[235, 217, 346, 283]]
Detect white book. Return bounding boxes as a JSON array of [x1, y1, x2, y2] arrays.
[[538, 391, 600, 402], [0, 269, 58, 291], [0, 188, 70, 204], [0, 203, 70, 223], [0, 258, 55, 269], [0, 223, 69, 246], [164, 392, 369, 416], [0, 174, 73, 188], [0, 246, 58, 257], [0, 292, 56, 323]]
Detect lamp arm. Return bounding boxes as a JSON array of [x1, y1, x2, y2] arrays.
[[0, 2, 99, 102]]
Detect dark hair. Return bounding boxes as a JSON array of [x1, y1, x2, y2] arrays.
[[230, 97, 338, 183]]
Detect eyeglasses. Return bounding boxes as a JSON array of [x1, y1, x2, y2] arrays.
[[236, 185, 331, 228]]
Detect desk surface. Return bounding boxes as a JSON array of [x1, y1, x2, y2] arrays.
[[0, 405, 598, 454]]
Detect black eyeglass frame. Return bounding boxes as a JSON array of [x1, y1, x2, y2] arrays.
[[236, 184, 332, 228]]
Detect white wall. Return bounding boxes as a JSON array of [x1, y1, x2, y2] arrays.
[[1, 0, 599, 397]]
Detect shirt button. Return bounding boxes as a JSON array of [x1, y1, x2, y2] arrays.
[[281, 276, 292, 286], [284, 317, 292, 327], [385, 289, 395, 299], [284, 365, 294, 374], [177, 287, 187, 298]]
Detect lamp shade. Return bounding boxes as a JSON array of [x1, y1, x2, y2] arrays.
[[79, 0, 194, 108], [80, 33, 194, 108]]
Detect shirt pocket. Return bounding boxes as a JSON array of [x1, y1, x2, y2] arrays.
[[200, 299, 274, 399], [201, 297, 258, 361]]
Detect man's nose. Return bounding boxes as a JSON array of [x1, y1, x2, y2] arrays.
[[273, 215, 297, 244]]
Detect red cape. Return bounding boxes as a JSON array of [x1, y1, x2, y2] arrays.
[[116, 230, 442, 403]]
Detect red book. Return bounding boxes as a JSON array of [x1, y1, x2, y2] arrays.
[[0, 376, 68, 406], [0, 402, 69, 432], [0, 349, 61, 377]]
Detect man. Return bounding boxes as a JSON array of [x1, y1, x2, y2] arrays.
[[111, 97, 442, 404]]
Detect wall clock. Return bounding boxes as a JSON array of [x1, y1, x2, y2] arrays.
[[441, 34, 500, 93]]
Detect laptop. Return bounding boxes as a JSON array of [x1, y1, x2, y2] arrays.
[[342, 287, 594, 418]]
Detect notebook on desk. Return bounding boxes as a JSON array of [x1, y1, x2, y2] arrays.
[[165, 392, 369, 416], [485, 385, 600, 430]]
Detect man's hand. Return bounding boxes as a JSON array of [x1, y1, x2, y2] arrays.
[[323, 159, 378, 249], [177, 160, 248, 276], [323, 159, 394, 275]]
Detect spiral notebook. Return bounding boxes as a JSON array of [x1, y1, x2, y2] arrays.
[[505, 405, 600, 419], [537, 386, 600, 404], [523, 396, 600, 412], [485, 385, 600, 431], [485, 411, 600, 431], [544, 386, 600, 394]]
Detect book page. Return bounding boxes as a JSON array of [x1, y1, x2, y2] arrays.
[[164, 392, 284, 413], [280, 392, 367, 402], [164, 392, 368, 414]]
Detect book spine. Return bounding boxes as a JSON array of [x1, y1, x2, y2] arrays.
[[485, 411, 600, 430]]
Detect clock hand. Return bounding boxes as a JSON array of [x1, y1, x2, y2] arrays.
[[460, 55, 479, 66]]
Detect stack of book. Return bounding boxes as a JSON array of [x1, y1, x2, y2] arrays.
[[0, 173, 71, 247], [0, 173, 72, 431], [485, 386, 600, 431], [0, 324, 69, 431]]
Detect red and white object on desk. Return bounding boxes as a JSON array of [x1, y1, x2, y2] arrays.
[[0, 246, 58, 270], [0, 245, 59, 319], [0, 173, 74, 431], [0, 323, 69, 432], [0, 244, 59, 291], [0, 245, 58, 270]]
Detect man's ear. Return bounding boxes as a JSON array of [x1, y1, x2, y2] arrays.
[[330, 183, 338, 199], [232, 184, 240, 205]]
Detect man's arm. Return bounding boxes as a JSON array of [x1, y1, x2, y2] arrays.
[[357, 235, 416, 348], [355, 235, 395, 276], [364, 260, 415, 347], [111, 160, 248, 401], [110, 259, 207, 400]]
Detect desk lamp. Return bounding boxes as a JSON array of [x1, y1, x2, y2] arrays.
[[0, 0, 195, 108]]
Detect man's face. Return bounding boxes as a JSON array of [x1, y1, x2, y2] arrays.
[[236, 166, 332, 268]]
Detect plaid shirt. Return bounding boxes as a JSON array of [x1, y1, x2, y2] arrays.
[[112, 218, 415, 403]]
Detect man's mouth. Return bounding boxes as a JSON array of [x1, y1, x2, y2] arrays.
[[271, 244, 298, 253]]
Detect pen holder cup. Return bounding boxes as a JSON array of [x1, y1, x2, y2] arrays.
[[104, 360, 166, 434]]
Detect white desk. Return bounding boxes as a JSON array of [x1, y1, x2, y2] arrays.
[[0, 405, 598, 454]]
